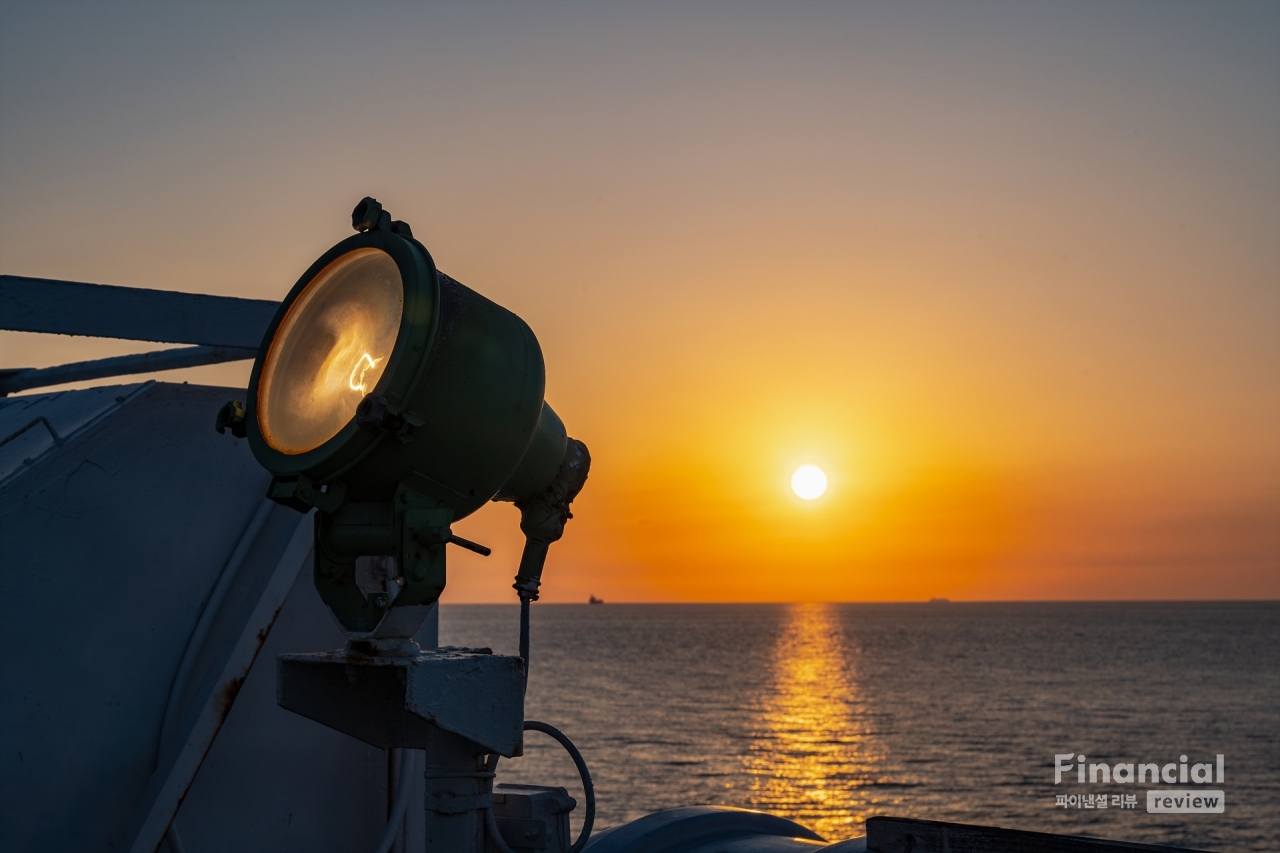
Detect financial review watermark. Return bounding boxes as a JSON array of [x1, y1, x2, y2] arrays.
[[1052, 753, 1225, 814]]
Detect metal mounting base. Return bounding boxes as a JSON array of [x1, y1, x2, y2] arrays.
[[277, 646, 525, 756]]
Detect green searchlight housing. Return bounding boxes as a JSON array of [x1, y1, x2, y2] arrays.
[[222, 198, 589, 639]]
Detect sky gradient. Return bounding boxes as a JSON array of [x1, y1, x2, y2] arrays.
[[1, 2, 1277, 601]]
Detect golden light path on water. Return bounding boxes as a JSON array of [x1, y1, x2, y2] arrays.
[[744, 603, 893, 841]]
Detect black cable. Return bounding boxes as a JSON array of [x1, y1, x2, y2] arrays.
[[483, 801, 518, 853], [372, 749, 416, 853], [519, 595, 531, 681], [486, 720, 595, 853]]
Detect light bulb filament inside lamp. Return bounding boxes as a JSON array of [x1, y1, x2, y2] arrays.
[[349, 353, 382, 394]]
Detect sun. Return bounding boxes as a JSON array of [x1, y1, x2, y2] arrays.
[[791, 465, 828, 500]]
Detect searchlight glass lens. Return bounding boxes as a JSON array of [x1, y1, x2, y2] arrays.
[[258, 247, 403, 454]]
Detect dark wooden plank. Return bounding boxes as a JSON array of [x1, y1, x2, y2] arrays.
[[0, 275, 279, 348], [866, 816, 1211, 853]]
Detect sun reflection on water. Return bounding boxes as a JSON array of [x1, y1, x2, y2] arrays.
[[745, 603, 891, 841]]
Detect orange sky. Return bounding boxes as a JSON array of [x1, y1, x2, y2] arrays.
[[1, 3, 1277, 601]]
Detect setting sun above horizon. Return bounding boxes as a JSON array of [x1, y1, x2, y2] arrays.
[[791, 465, 828, 501]]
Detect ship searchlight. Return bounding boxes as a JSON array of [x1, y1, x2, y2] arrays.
[[221, 197, 590, 640]]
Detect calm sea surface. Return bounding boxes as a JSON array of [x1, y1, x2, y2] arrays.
[[440, 603, 1278, 852]]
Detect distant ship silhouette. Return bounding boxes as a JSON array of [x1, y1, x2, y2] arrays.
[[588, 595, 604, 605]]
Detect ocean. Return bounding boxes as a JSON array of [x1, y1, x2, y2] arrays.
[[440, 602, 1278, 852]]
